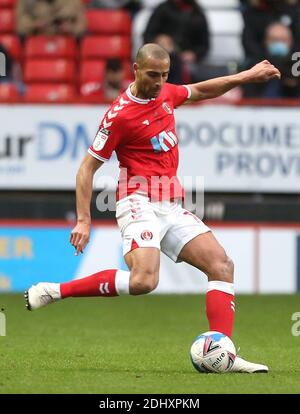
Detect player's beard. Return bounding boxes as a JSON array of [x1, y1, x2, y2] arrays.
[[137, 81, 161, 99], [151, 86, 161, 98], [142, 87, 160, 99]]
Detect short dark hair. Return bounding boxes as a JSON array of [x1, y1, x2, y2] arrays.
[[106, 58, 123, 72]]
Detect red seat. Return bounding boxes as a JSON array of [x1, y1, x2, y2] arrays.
[[81, 36, 131, 59], [0, 34, 21, 60], [24, 59, 76, 83], [122, 60, 133, 80], [25, 84, 76, 103], [86, 10, 131, 35], [0, 9, 14, 33], [0, 0, 16, 7], [80, 59, 132, 84], [80, 59, 105, 84], [25, 36, 77, 59], [0, 82, 19, 102]]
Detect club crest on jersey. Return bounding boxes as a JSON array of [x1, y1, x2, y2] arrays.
[[141, 230, 153, 241], [162, 102, 172, 114], [93, 129, 109, 151]]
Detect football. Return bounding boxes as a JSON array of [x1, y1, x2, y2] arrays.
[[190, 331, 236, 373]]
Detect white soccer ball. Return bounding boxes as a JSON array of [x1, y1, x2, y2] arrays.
[[190, 331, 236, 373]]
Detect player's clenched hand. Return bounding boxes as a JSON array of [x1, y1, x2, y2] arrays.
[[246, 60, 281, 83], [70, 222, 90, 256]]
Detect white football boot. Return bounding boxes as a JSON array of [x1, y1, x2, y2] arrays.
[[231, 355, 268, 373], [25, 282, 61, 311]]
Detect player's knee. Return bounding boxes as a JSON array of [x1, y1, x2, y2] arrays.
[[209, 255, 234, 283], [129, 270, 159, 295]]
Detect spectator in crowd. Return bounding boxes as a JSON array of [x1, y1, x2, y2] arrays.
[[53, 0, 86, 37], [243, 22, 300, 97], [146, 33, 189, 85], [89, 0, 141, 16], [0, 43, 24, 93], [81, 58, 131, 102], [143, 0, 209, 82], [16, 0, 86, 38], [241, 0, 300, 63], [16, 0, 53, 36], [0, 44, 14, 81]]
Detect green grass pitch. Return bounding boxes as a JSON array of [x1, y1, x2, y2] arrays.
[[0, 294, 299, 394]]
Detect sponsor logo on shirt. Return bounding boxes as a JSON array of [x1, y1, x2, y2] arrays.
[[150, 130, 178, 152]]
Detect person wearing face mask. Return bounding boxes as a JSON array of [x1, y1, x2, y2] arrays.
[[241, 0, 300, 65], [266, 23, 292, 59], [243, 22, 300, 97]]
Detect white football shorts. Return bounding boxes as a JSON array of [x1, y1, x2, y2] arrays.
[[116, 194, 210, 262]]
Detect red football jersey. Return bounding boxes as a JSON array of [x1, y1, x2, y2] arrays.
[[88, 82, 191, 201]]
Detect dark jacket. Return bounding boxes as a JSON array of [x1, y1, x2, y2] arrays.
[[143, 0, 209, 60]]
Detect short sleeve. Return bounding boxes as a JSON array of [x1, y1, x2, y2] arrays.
[[165, 83, 191, 108], [88, 111, 122, 162]]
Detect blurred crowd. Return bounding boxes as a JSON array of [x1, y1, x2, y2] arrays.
[[241, 0, 300, 98], [1, 0, 300, 101]]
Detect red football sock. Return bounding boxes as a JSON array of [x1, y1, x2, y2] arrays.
[[60, 269, 119, 298], [206, 288, 235, 338]]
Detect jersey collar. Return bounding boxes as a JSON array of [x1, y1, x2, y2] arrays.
[[126, 84, 155, 104]]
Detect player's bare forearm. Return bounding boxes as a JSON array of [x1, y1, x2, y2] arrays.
[[188, 74, 242, 101], [187, 60, 281, 102], [70, 153, 103, 255], [75, 154, 102, 224]]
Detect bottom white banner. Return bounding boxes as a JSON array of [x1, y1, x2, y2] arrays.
[[75, 223, 299, 294], [1, 222, 298, 293]]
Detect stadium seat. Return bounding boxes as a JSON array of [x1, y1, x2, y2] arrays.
[[80, 59, 106, 84], [0, 34, 21, 60], [81, 36, 131, 59], [132, 9, 152, 57], [0, 8, 14, 33], [123, 60, 133, 80], [199, 0, 239, 9], [207, 10, 243, 35], [142, 0, 164, 8], [86, 10, 131, 35], [0, 82, 19, 102], [0, 0, 16, 7], [210, 35, 244, 62], [25, 84, 76, 103], [206, 10, 244, 64], [25, 36, 77, 59], [80, 59, 132, 86], [24, 59, 76, 83]]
